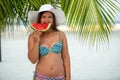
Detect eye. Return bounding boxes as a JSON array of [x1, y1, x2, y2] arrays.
[[48, 16, 53, 18], [41, 16, 46, 18]]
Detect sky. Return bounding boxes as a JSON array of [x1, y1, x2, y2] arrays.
[[115, 12, 120, 24], [114, 0, 120, 24]]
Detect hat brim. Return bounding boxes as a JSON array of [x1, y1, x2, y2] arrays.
[[28, 8, 65, 26]]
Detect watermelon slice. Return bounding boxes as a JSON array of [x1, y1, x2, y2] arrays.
[[31, 23, 51, 32]]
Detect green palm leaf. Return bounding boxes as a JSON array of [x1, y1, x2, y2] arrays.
[[60, 0, 120, 45], [0, 0, 120, 46]]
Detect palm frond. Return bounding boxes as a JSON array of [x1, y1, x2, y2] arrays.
[[60, 0, 120, 46], [0, 0, 120, 46]]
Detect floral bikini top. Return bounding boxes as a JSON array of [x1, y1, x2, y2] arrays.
[[39, 32, 62, 56]]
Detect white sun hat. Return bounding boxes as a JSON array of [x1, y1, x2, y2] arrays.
[[28, 4, 65, 26]]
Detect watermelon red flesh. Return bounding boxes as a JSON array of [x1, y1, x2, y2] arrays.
[[31, 23, 51, 32]]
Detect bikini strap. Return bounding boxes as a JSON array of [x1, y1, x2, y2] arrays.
[[58, 31, 61, 41]]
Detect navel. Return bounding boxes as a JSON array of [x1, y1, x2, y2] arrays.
[[50, 67, 54, 70]]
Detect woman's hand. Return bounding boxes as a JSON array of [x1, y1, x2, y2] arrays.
[[30, 30, 42, 43]]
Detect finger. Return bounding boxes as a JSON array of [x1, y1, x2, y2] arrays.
[[33, 30, 41, 35], [38, 31, 42, 35], [35, 31, 42, 35], [33, 31, 42, 37]]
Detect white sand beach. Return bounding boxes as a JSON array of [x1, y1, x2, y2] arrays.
[[0, 28, 120, 80]]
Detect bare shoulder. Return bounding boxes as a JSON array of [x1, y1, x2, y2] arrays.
[[59, 31, 67, 40], [28, 31, 34, 39], [28, 31, 34, 37]]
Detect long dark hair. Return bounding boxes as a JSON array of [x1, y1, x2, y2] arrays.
[[37, 11, 58, 31]]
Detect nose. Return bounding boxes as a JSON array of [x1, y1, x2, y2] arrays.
[[44, 18, 51, 24]]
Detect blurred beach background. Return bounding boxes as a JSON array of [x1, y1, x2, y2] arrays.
[[0, 25, 120, 80], [0, 7, 120, 80]]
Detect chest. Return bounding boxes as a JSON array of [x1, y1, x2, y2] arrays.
[[40, 32, 61, 47]]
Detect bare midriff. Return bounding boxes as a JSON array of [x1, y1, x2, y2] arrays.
[[35, 52, 65, 77]]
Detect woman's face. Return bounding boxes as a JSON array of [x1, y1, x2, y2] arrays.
[[40, 12, 54, 24]]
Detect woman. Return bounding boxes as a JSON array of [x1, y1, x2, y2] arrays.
[[28, 4, 71, 80]]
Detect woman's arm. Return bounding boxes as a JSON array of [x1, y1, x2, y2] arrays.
[[28, 31, 42, 64], [61, 32, 71, 80]]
